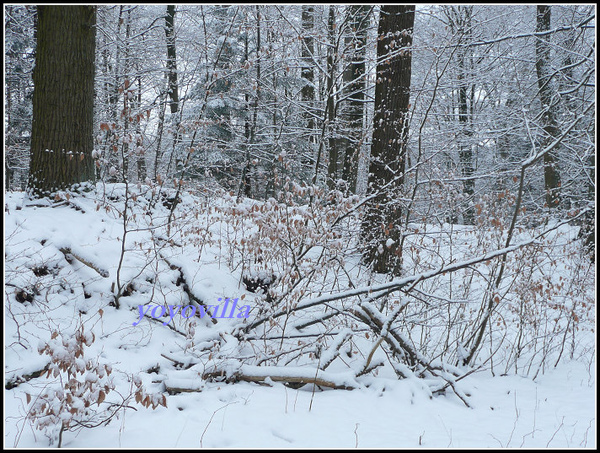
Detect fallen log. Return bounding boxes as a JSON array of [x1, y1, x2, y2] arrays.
[[202, 364, 358, 390], [164, 378, 205, 395]]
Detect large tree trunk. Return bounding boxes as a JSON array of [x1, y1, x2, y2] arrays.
[[28, 6, 97, 198], [362, 5, 415, 275], [535, 5, 562, 209]]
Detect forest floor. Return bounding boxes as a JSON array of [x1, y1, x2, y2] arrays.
[[4, 185, 596, 448]]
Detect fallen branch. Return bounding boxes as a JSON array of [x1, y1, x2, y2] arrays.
[[60, 247, 109, 278], [320, 329, 353, 370], [203, 364, 358, 390], [160, 255, 217, 325], [160, 353, 197, 369], [5, 363, 50, 390]]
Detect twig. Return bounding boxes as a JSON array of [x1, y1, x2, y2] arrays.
[[363, 337, 384, 372], [200, 402, 238, 448], [545, 417, 565, 448]]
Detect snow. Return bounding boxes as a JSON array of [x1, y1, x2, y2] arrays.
[[4, 187, 595, 448], [6, 365, 595, 448]]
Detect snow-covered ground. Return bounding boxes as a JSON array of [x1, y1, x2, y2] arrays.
[[5, 361, 596, 448], [4, 186, 596, 448]]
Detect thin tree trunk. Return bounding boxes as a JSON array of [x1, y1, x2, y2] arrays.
[[153, 76, 168, 181], [165, 5, 179, 115], [239, 27, 252, 199], [450, 6, 476, 224], [341, 5, 370, 194], [135, 76, 147, 182], [301, 6, 316, 141], [104, 5, 124, 182], [250, 6, 261, 195], [121, 7, 133, 181], [535, 5, 562, 209], [326, 5, 338, 189], [165, 5, 182, 175]]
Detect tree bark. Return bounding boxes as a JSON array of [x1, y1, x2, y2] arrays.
[[341, 5, 370, 194], [362, 5, 415, 275], [165, 5, 179, 115], [28, 6, 97, 198], [165, 5, 182, 176], [301, 6, 316, 141], [326, 5, 339, 189], [535, 5, 562, 209]]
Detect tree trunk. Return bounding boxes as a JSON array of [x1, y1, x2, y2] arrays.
[[135, 76, 147, 182], [251, 6, 261, 194], [165, 5, 182, 176], [239, 27, 252, 199], [362, 5, 415, 275], [535, 5, 562, 209], [301, 6, 316, 141], [326, 5, 339, 189], [447, 6, 476, 224], [28, 6, 97, 198], [341, 5, 370, 194], [103, 5, 124, 183], [165, 5, 179, 115]]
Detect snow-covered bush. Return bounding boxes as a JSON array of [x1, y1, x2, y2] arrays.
[[25, 316, 166, 447], [26, 322, 115, 446]]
